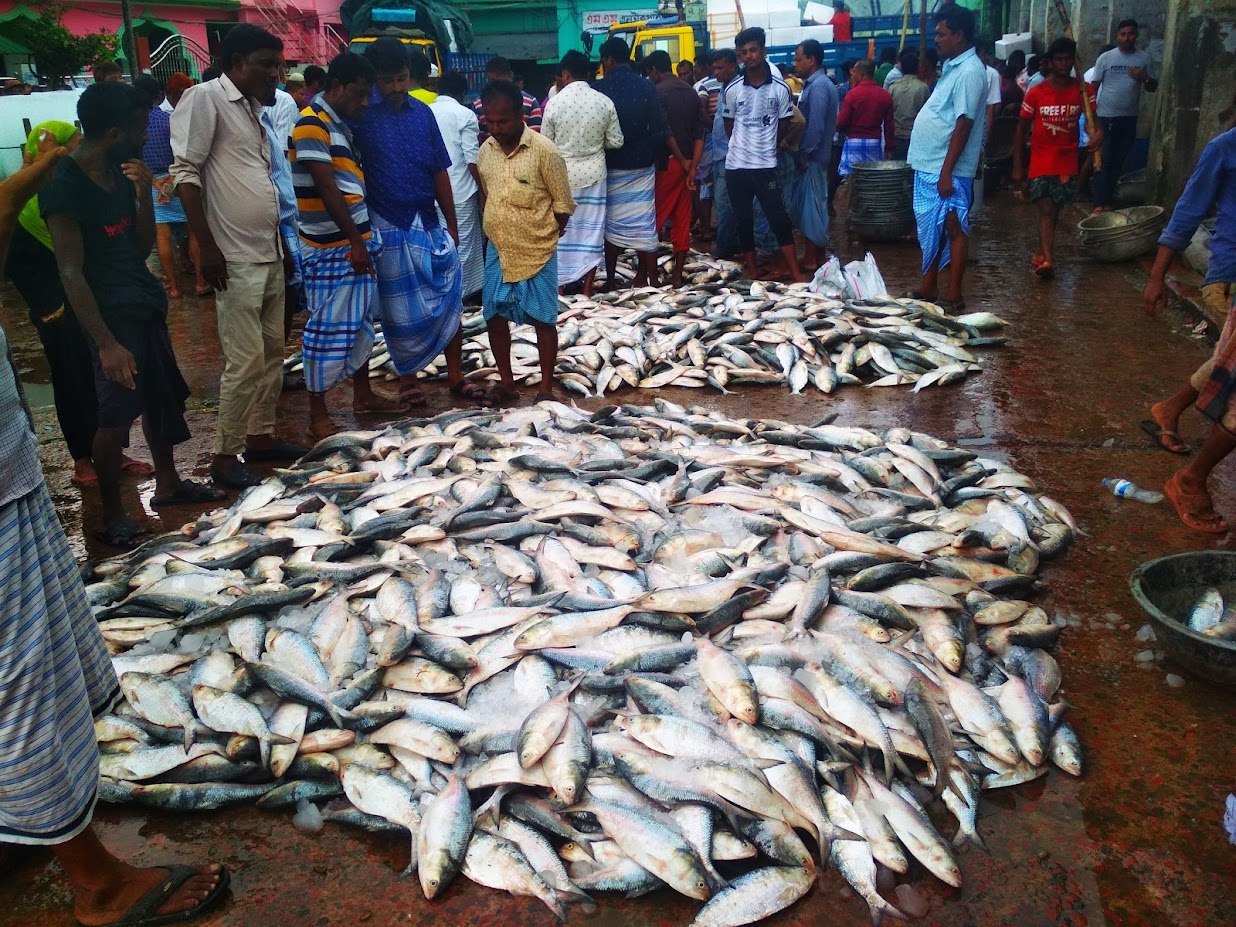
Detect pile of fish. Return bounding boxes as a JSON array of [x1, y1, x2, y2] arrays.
[[1183, 588, 1236, 639], [286, 256, 1007, 399], [90, 402, 1080, 925]]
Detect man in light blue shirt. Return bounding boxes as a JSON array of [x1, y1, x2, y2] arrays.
[[907, 5, 987, 310], [259, 104, 302, 343]]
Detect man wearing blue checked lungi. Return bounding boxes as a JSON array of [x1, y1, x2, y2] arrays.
[[906, 6, 988, 312], [476, 81, 575, 406], [2, 124, 230, 927], [357, 39, 484, 407], [292, 52, 406, 441]]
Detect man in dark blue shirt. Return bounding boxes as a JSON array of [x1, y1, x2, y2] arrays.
[[1142, 123, 1236, 533], [594, 37, 667, 288], [355, 38, 484, 407]]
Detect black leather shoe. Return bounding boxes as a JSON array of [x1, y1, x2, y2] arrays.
[[209, 462, 263, 489]]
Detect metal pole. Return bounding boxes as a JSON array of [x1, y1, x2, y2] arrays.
[[919, 0, 927, 56], [121, 0, 138, 77]]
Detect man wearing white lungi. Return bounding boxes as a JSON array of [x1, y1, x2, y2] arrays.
[[543, 50, 624, 296], [594, 36, 666, 289], [1, 134, 228, 927], [432, 72, 485, 301]]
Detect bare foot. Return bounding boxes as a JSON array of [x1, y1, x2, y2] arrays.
[[309, 416, 339, 442], [74, 863, 225, 927], [353, 392, 408, 414]]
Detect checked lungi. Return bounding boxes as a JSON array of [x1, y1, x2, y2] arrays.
[[696, 135, 715, 201], [912, 171, 974, 275], [373, 211, 463, 377], [1, 483, 122, 845], [483, 247, 559, 327], [301, 237, 382, 394], [789, 161, 830, 249], [1194, 292, 1236, 432], [455, 193, 485, 300], [604, 166, 657, 252], [557, 179, 606, 286], [839, 137, 884, 176]]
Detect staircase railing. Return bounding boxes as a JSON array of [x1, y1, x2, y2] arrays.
[[148, 33, 211, 83]]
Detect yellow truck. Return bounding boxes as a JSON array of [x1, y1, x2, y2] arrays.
[[603, 16, 709, 72]]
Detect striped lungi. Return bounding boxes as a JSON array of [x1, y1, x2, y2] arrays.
[[1, 483, 121, 846], [912, 170, 973, 275], [839, 137, 884, 176], [301, 237, 381, 394], [604, 166, 657, 252], [372, 211, 463, 377], [557, 179, 606, 286], [455, 193, 484, 299], [482, 246, 559, 326]]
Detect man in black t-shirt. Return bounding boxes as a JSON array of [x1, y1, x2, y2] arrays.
[[43, 82, 224, 548]]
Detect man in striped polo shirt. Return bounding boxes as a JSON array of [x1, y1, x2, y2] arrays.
[[721, 27, 805, 282], [292, 52, 405, 441]]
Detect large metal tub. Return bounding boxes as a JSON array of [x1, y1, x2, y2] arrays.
[[1129, 551, 1236, 686], [1078, 206, 1166, 263], [849, 161, 915, 242]]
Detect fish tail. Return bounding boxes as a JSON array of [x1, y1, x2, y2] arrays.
[[952, 826, 990, 855]]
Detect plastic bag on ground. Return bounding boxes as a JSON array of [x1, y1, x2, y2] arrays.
[[808, 256, 845, 297], [842, 252, 889, 300]]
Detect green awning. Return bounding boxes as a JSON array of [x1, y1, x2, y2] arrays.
[[0, 35, 31, 56]]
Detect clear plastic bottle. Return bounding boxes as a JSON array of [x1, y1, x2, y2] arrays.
[[1102, 478, 1164, 504]]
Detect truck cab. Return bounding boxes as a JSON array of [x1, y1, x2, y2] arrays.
[[603, 17, 709, 73], [348, 8, 442, 74]]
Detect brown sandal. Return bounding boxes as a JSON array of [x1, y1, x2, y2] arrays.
[[1165, 473, 1230, 534]]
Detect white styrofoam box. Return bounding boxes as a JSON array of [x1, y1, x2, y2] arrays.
[[801, 25, 834, 43], [706, 0, 739, 16], [764, 0, 800, 12], [767, 9, 801, 29], [995, 31, 1032, 60], [804, 2, 834, 25], [765, 26, 805, 47]]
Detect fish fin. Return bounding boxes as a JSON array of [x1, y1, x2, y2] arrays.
[[270, 733, 297, 746], [540, 874, 597, 914], [952, 827, 990, 855]]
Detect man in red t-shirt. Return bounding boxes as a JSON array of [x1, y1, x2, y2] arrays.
[[1012, 37, 1100, 277]]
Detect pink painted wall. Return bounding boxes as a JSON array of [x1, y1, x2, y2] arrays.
[[0, 2, 236, 51]]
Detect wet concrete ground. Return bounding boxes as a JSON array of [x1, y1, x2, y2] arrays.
[[2, 195, 1235, 927]]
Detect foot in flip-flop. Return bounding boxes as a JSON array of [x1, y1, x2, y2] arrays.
[[1140, 418, 1189, 454], [78, 863, 230, 927], [1034, 261, 1055, 278], [398, 382, 428, 408], [483, 383, 520, 407], [121, 457, 157, 476], [308, 417, 339, 442], [449, 379, 488, 403], [151, 479, 227, 508], [534, 391, 557, 404], [94, 519, 148, 549], [1165, 472, 1230, 534]]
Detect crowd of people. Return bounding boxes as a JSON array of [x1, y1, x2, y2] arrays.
[[4, 8, 1171, 548]]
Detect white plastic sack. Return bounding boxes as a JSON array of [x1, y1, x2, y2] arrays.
[[842, 252, 889, 300], [808, 255, 846, 298]]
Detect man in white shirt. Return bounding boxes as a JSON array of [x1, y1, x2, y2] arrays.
[[542, 50, 623, 295], [431, 71, 485, 302], [722, 26, 803, 282]]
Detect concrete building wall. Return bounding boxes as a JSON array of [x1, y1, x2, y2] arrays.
[[1147, 0, 1236, 207]]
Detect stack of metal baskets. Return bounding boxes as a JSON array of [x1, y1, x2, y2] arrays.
[[1077, 206, 1166, 263], [849, 161, 915, 241]]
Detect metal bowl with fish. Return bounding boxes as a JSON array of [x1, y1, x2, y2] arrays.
[[1129, 551, 1236, 686]]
